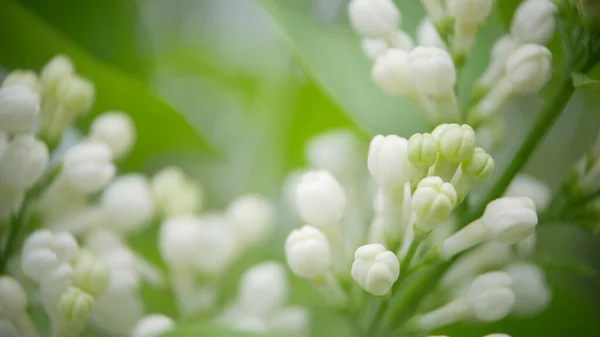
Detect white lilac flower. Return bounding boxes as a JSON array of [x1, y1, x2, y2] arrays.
[[295, 171, 346, 230], [131, 314, 175, 337], [348, 0, 400, 39], [62, 141, 115, 194], [226, 195, 275, 247], [0, 135, 49, 189], [0, 85, 39, 134], [510, 0, 557, 45], [100, 174, 155, 234], [89, 112, 136, 159], [351, 244, 400, 295]]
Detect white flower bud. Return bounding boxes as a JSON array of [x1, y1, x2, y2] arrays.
[[348, 0, 400, 39], [2, 70, 39, 92], [41, 55, 74, 90], [89, 112, 136, 159], [504, 263, 551, 316], [482, 196, 538, 244], [131, 314, 175, 337], [56, 75, 95, 115], [285, 226, 331, 279], [469, 286, 515, 321], [462, 147, 494, 182], [467, 271, 515, 322], [0, 85, 39, 134], [238, 262, 288, 316], [362, 38, 389, 60], [372, 48, 414, 96], [0, 276, 28, 315], [437, 124, 476, 162], [505, 44, 552, 94], [159, 216, 204, 269], [62, 141, 115, 194], [446, 0, 493, 24], [504, 174, 551, 213], [57, 287, 94, 327], [268, 306, 310, 337], [416, 17, 446, 49], [351, 244, 399, 295], [295, 171, 346, 229], [21, 230, 78, 282], [408, 46, 456, 97], [412, 177, 457, 229], [194, 214, 238, 275], [40, 264, 74, 305], [368, 135, 410, 188], [100, 174, 155, 234], [151, 166, 203, 217], [93, 290, 143, 336], [407, 133, 438, 168], [226, 195, 275, 246], [510, 0, 557, 45], [0, 135, 49, 189], [72, 250, 110, 297]]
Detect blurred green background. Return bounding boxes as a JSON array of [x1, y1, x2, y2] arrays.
[[2, 0, 600, 336]]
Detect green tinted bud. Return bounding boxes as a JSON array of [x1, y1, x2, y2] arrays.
[[411, 176, 458, 230], [72, 250, 109, 297], [58, 287, 94, 328], [463, 147, 494, 182], [437, 124, 476, 162], [408, 133, 438, 168]]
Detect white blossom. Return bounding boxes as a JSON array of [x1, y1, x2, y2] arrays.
[[285, 226, 331, 279], [407, 46, 456, 97], [412, 176, 457, 230], [57, 287, 94, 329], [505, 44, 552, 94], [368, 135, 410, 188], [72, 250, 110, 297], [21, 230, 78, 282], [348, 0, 400, 39], [372, 49, 414, 96], [238, 262, 289, 316], [351, 244, 399, 295], [100, 174, 155, 234], [446, 0, 492, 24], [2, 70, 40, 93], [436, 124, 476, 162], [0, 85, 39, 134], [131, 314, 175, 337], [62, 141, 115, 194], [510, 0, 557, 45], [504, 263, 551, 316], [89, 112, 136, 159], [0, 135, 49, 189], [416, 17, 446, 49]]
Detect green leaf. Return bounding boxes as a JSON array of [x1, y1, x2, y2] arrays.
[[16, 0, 148, 77], [496, 0, 523, 29], [0, 0, 213, 170], [163, 323, 281, 337], [257, 0, 427, 137]]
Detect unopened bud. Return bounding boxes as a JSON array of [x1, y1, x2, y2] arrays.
[[437, 124, 476, 162], [57, 287, 94, 327], [348, 0, 401, 39], [89, 112, 136, 159], [285, 226, 331, 279], [0, 135, 49, 189], [462, 147, 494, 182], [351, 244, 399, 295], [407, 133, 438, 168], [505, 44, 552, 94], [0, 85, 39, 134], [72, 250, 109, 297], [510, 0, 557, 45]]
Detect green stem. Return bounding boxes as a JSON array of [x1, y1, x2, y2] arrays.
[[399, 235, 423, 274], [467, 72, 575, 221], [0, 192, 35, 274]]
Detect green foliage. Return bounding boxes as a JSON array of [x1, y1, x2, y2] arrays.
[[0, 0, 213, 171], [163, 323, 281, 337]]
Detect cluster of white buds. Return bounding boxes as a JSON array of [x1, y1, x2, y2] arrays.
[[348, 0, 414, 60], [159, 192, 276, 319], [19, 229, 110, 336], [0, 74, 48, 225], [0, 276, 39, 337], [371, 45, 460, 125], [218, 262, 310, 336]]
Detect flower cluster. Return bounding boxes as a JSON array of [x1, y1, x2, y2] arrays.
[[0, 55, 308, 337], [278, 1, 568, 336]]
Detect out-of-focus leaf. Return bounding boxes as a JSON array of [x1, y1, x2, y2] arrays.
[[16, 0, 148, 77], [0, 0, 213, 170], [257, 0, 427, 137]]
